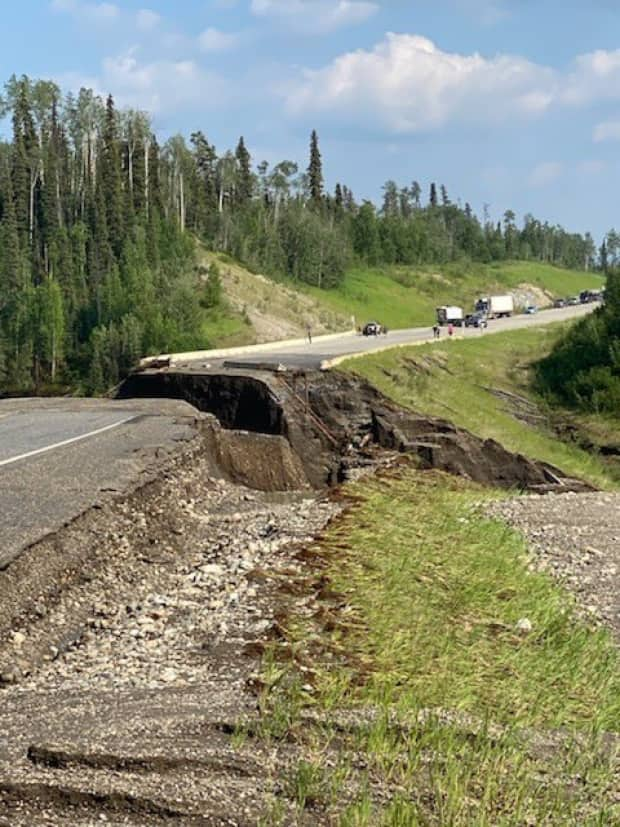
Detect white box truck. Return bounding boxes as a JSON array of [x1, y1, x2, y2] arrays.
[[475, 295, 514, 318], [436, 306, 464, 326]]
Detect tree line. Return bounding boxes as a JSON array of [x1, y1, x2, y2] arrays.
[[0, 74, 606, 393]]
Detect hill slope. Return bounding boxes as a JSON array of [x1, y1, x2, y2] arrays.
[[202, 250, 603, 345]]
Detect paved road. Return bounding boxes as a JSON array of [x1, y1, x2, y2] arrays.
[[175, 303, 597, 371], [0, 399, 203, 570]]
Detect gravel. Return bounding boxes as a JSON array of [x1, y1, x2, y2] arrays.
[[489, 491, 620, 641]]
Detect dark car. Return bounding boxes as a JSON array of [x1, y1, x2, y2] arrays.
[[553, 298, 565, 308], [464, 313, 487, 328], [362, 321, 387, 336]]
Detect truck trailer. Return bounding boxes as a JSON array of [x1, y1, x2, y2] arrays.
[[436, 306, 464, 326], [475, 295, 514, 318]]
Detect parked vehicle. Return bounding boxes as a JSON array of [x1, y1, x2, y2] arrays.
[[362, 321, 388, 336], [464, 313, 487, 328], [436, 306, 464, 326], [567, 296, 579, 306], [553, 298, 565, 308], [525, 305, 538, 314], [475, 295, 514, 318]]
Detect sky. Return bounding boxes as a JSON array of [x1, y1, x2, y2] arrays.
[[2, 1, 620, 239]]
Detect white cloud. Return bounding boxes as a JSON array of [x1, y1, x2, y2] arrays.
[[563, 49, 620, 106], [593, 120, 620, 142], [136, 8, 161, 31], [287, 33, 620, 134], [251, 0, 378, 34], [60, 50, 228, 116], [51, 0, 120, 23], [528, 161, 563, 188], [287, 33, 556, 132], [199, 27, 241, 52]]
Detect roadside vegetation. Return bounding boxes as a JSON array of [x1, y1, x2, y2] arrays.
[[340, 324, 619, 490], [535, 270, 620, 417], [259, 467, 619, 824]]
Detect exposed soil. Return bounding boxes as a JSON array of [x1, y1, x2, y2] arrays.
[[200, 249, 348, 343], [0, 368, 616, 824], [120, 368, 593, 493], [0, 441, 354, 824]]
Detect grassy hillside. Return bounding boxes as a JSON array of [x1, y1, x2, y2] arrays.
[[340, 323, 619, 490], [201, 247, 603, 346], [200, 249, 349, 345], [303, 260, 603, 330]]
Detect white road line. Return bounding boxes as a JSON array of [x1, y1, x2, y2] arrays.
[[0, 416, 136, 469]]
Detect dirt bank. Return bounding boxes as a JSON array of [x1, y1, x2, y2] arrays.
[[119, 368, 592, 494], [0, 437, 356, 824]]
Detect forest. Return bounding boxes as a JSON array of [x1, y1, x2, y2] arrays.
[[535, 270, 620, 415], [0, 74, 610, 393]]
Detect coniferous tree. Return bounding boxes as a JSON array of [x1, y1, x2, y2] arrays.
[[308, 130, 323, 206], [429, 182, 438, 208], [101, 95, 124, 256], [234, 136, 252, 207]]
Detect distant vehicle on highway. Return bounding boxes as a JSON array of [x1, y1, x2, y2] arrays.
[[475, 294, 514, 318], [464, 313, 488, 328], [436, 306, 464, 326], [553, 298, 566, 308], [525, 305, 538, 314], [567, 296, 579, 306], [580, 289, 603, 304], [362, 321, 388, 336]]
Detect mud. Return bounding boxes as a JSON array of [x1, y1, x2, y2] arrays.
[[120, 367, 593, 493]]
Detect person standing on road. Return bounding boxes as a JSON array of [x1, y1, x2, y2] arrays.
[[448, 323, 454, 338], [306, 324, 312, 344], [432, 324, 440, 339]]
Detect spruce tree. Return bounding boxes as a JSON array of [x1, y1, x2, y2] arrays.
[[234, 136, 252, 207], [308, 130, 323, 206], [429, 182, 438, 208], [101, 94, 124, 257]]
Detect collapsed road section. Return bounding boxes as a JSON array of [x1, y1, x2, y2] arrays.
[[119, 365, 592, 494], [0, 365, 597, 824]]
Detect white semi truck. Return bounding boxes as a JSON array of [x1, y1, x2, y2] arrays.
[[436, 306, 464, 326], [475, 295, 514, 318]]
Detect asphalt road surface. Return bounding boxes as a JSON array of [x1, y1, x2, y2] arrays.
[[176, 302, 597, 371], [0, 399, 203, 570]]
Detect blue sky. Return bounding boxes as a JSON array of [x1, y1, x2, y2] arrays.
[[3, 1, 620, 239]]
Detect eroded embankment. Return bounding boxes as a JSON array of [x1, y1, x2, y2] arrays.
[[0, 367, 602, 824], [0, 435, 346, 824], [119, 367, 593, 494]]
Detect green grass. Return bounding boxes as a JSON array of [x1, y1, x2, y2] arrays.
[[299, 260, 604, 330], [340, 324, 619, 490], [259, 468, 619, 824], [200, 306, 254, 349]]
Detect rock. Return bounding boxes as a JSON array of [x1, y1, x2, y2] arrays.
[[515, 618, 533, 634], [0, 666, 21, 685], [161, 667, 178, 683], [11, 631, 26, 647]]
